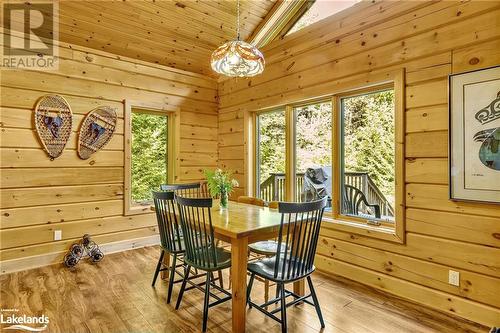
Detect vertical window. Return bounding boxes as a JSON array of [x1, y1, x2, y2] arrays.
[[294, 101, 332, 210], [131, 111, 168, 204], [125, 101, 177, 215], [339, 89, 395, 223], [256, 110, 286, 201]]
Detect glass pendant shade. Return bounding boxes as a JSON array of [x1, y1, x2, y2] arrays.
[[211, 40, 265, 77]]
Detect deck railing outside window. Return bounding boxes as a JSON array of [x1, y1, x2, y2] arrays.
[[259, 171, 394, 217]]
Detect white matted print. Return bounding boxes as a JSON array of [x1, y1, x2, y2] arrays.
[[449, 65, 500, 203]]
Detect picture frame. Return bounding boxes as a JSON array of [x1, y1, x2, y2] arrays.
[[449, 65, 500, 203]]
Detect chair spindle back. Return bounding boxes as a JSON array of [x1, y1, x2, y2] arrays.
[[152, 191, 183, 253], [161, 182, 203, 198], [176, 196, 219, 269], [274, 198, 327, 280]]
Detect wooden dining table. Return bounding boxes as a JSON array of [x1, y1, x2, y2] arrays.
[[158, 201, 305, 333]]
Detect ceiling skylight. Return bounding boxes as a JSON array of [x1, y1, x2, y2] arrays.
[[286, 0, 361, 35]]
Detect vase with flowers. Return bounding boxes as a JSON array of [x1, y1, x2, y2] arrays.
[[204, 168, 239, 210]]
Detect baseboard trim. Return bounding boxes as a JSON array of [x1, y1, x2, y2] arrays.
[[0, 235, 160, 275]]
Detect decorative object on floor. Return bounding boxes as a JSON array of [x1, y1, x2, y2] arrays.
[[34, 94, 73, 159], [77, 106, 117, 159], [204, 168, 239, 209], [210, 0, 264, 77], [449, 65, 500, 203], [64, 234, 104, 268]]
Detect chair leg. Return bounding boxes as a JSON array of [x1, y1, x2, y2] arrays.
[[279, 283, 287, 333], [307, 275, 325, 328], [151, 249, 165, 287], [175, 265, 191, 310], [246, 273, 255, 308], [202, 271, 211, 332], [166, 253, 177, 304]]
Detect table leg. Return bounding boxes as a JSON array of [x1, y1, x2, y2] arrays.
[[293, 279, 305, 296], [231, 237, 248, 333], [161, 252, 170, 280]]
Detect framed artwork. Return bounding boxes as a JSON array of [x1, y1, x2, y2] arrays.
[[449, 65, 500, 203]]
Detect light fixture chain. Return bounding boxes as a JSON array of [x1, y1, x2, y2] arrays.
[[237, 0, 240, 40]]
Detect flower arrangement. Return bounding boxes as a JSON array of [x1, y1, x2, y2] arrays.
[[204, 168, 239, 209]]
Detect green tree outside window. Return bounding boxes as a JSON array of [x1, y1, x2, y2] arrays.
[[131, 112, 168, 203]]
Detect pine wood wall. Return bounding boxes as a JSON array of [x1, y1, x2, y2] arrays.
[[0, 41, 218, 272], [218, 1, 500, 327]]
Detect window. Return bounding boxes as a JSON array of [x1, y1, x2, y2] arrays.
[[286, 0, 361, 35], [339, 89, 395, 224], [131, 112, 168, 204], [124, 101, 178, 215], [294, 101, 332, 211], [256, 109, 286, 202], [251, 70, 404, 242]]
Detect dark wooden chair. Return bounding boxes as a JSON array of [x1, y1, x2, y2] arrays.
[[152, 191, 196, 304], [175, 195, 232, 332], [246, 197, 328, 333], [159, 182, 224, 288], [160, 182, 203, 198], [342, 184, 381, 218]]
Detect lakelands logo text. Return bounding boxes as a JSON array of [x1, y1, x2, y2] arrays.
[[2, 2, 59, 70], [1, 309, 49, 332]]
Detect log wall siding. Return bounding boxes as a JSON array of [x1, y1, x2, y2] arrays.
[[0, 40, 218, 269], [217, 1, 500, 327]]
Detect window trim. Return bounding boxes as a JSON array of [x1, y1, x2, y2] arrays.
[[330, 79, 404, 243], [249, 69, 405, 243], [123, 100, 180, 216]]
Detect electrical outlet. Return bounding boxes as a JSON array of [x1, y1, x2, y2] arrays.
[[449, 270, 460, 286], [54, 230, 62, 241]]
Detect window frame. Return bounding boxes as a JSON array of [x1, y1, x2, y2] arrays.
[[253, 108, 287, 200], [290, 98, 333, 203], [249, 70, 405, 243], [124, 100, 180, 216]]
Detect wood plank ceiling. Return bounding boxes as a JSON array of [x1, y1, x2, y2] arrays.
[[59, 0, 278, 76]]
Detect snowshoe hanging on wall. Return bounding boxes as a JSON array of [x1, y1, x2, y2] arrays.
[[34, 94, 73, 159], [77, 106, 117, 160]]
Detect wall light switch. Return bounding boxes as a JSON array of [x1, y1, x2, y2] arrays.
[[54, 230, 62, 241], [448, 270, 460, 286]]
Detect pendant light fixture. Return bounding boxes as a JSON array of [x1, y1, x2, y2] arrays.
[[210, 0, 265, 77]]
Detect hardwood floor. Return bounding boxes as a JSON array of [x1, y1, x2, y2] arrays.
[[0, 246, 488, 333]]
